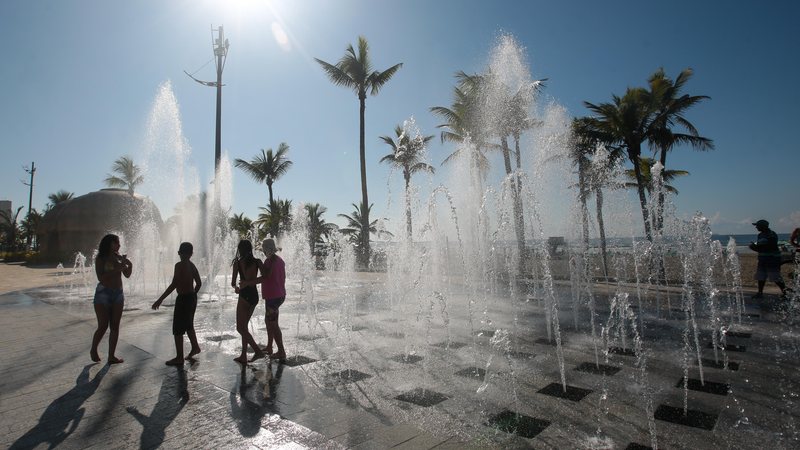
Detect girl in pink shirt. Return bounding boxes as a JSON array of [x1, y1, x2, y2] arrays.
[[243, 238, 286, 361]]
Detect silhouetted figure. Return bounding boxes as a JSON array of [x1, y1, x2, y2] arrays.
[[90, 234, 132, 365], [231, 240, 267, 365], [152, 242, 203, 366], [749, 219, 789, 299], [242, 238, 286, 361]]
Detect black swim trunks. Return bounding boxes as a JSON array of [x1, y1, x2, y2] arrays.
[[173, 292, 197, 336], [239, 285, 259, 306]]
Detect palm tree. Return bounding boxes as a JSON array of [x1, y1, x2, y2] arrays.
[[234, 143, 292, 206], [338, 202, 393, 254], [315, 36, 403, 265], [584, 88, 655, 240], [305, 203, 338, 254], [647, 68, 713, 232], [45, 190, 74, 212], [256, 198, 293, 238], [104, 156, 144, 195], [19, 209, 42, 251], [379, 124, 435, 240], [623, 157, 689, 195], [228, 213, 254, 239], [0, 206, 24, 251]]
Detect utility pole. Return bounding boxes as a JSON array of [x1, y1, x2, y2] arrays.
[[185, 25, 229, 179], [22, 162, 36, 248]]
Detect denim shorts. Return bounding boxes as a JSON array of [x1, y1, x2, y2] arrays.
[[93, 284, 125, 305]]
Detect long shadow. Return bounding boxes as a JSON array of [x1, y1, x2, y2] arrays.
[[10, 363, 109, 449], [126, 367, 189, 450], [229, 362, 284, 437]]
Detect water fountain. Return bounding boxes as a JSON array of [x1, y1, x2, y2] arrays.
[[30, 35, 800, 448]]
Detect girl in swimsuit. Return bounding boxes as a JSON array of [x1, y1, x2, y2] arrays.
[[90, 234, 132, 364], [231, 240, 266, 364]]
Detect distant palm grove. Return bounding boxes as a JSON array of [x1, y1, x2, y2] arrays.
[[4, 36, 712, 270]]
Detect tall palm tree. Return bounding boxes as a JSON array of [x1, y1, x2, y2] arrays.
[[430, 84, 491, 178], [228, 212, 254, 239], [584, 88, 655, 240], [104, 156, 144, 195], [623, 157, 689, 195], [234, 143, 292, 206], [20, 209, 42, 251], [305, 203, 338, 254], [647, 68, 713, 232], [379, 125, 435, 240], [315, 36, 403, 265]]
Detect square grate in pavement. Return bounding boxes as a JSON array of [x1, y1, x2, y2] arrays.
[[297, 334, 325, 341], [725, 331, 752, 338], [676, 378, 730, 396], [625, 444, 653, 450], [608, 347, 637, 357], [281, 355, 317, 367], [487, 410, 551, 439], [391, 354, 423, 364], [395, 388, 449, 407], [474, 329, 496, 337], [431, 341, 467, 349], [206, 334, 237, 342], [574, 362, 622, 376], [455, 367, 486, 381], [328, 369, 372, 383], [706, 342, 746, 352], [654, 404, 717, 430], [698, 358, 740, 371], [537, 382, 593, 402], [508, 351, 535, 360]]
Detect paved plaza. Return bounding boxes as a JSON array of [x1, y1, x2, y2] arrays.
[[2, 263, 800, 449]]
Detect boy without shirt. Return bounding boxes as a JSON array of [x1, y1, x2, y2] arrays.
[[152, 242, 202, 366]]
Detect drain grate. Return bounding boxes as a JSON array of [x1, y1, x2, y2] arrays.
[[395, 388, 449, 407], [676, 378, 730, 396], [608, 347, 637, 357], [698, 358, 740, 371], [537, 382, 592, 402], [625, 444, 653, 450], [391, 354, 423, 364], [431, 341, 467, 349], [454, 367, 486, 381], [574, 362, 621, 376], [328, 369, 372, 383], [297, 335, 324, 341], [281, 355, 317, 367], [507, 351, 535, 360], [206, 334, 237, 342], [487, 410, 550, 439], [654, 404, 717, 430], [725, 331, 752, 338], [706, 342, 745, 352]]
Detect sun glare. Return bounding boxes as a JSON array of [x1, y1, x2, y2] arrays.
[[271, 22, 291, 51]]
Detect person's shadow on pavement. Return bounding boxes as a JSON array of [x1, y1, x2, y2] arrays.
[[10, 363, 109, 450], [126, 367, 189, 449], [229, 361, 284, 437]]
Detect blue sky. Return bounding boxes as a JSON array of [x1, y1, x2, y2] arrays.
[[1, 0, 798, 235]]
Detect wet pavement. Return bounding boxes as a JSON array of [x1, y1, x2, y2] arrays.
[[2, 278, 800, 449]]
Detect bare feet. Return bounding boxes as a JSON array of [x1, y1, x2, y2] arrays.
[[233, 355, 248, 365], [165, 357, 184, 366], [187, 348, 201, 360], [269, 351, 286, 362], [248, 351, 267, 362], [260, 346, 273, 355], [90, 350, 101, 362], [108, 356, 124, 365]]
